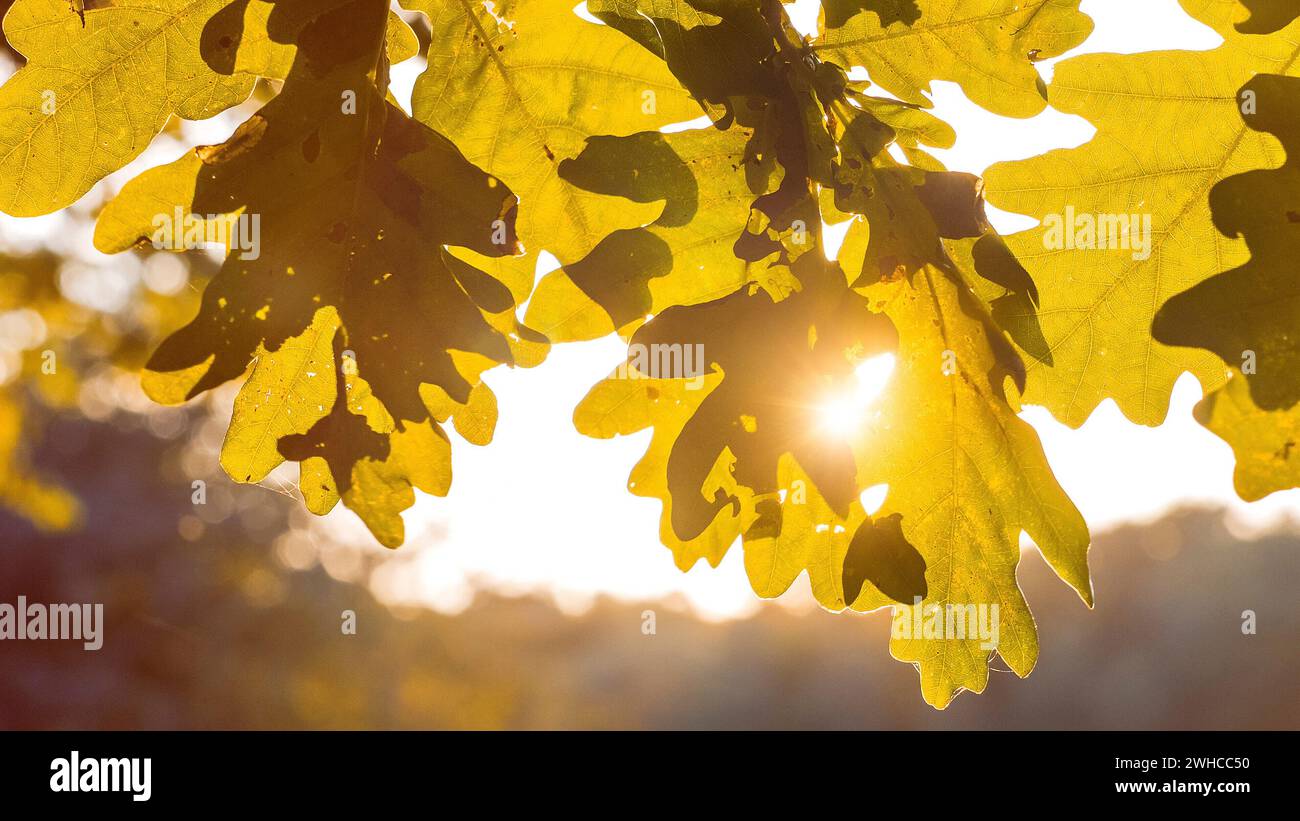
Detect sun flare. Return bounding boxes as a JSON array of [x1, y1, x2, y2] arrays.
[[816, 353, 896, 437]]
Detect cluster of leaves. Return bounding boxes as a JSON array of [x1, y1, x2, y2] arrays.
[[0, 0, 1295, 706]]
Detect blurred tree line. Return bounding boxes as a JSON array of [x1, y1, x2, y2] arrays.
[[1, 408, 1296, 729]]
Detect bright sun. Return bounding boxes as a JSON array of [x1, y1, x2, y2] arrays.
[[816, 352, 896, 437]]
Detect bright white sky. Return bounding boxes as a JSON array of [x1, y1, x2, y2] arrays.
[[3, 0, 1298, 620]]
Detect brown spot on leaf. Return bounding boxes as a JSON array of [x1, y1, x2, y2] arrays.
[[302, 131, 321, 163]]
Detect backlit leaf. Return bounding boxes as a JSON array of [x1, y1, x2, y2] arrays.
[[815, 0, 1093, 117], [0, 0, 415, 216], [406, 0, 703, 277], [1193, 369, 1300, 501], [983, 10, 1300, 426]]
